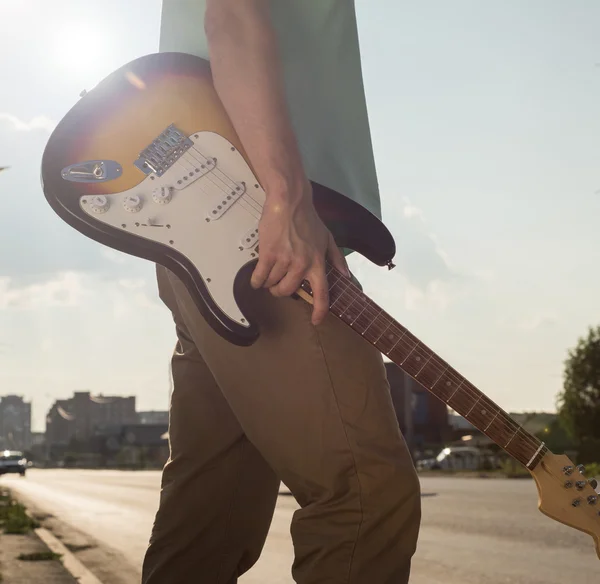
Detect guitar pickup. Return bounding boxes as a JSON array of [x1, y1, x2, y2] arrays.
[[239, 225, 259, 250], [206, 182, 247, 221], [172, 156, 217, 189]]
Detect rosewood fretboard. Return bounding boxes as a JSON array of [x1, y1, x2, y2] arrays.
[[300, 267, 547, 470]]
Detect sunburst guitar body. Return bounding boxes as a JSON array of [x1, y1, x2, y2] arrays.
[[41, 51, 600, 561]]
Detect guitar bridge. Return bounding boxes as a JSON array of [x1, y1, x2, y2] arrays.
[[134, 124, 194, 177]]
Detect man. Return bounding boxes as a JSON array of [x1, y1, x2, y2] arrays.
[[142, 2, 421, 583]]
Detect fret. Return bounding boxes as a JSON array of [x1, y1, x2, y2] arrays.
[[362, 308, 382, 338], [504, 427, 519, 448], [374, 320, 392, 343], [339, 294, 361, 318], [329, 284, 354, 315], [406, 354, 440, 387], [414, 355, 432, 377], [467, 396, 502, 432], [430, 366, 448, 389], [395, 343, 425, 376], [346, 296, 376, 335], [350, 306, 367, 325], [484, 412, 499, 432], [426, 369, 461, 402], [328, 277, 349, 309], [375, 325, 411, 356], [448, 385, 483, 418], [464, 394, 481, 417], [484, 414, 531, 464], [389, 331, 408, 354], [447, 381, 464, 402], [400, 342, 418, 364], [321, 269, 546, 467]]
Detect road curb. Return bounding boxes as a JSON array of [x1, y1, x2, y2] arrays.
[[35, 526, 104, 584]]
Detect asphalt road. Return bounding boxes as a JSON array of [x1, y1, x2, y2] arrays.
[[2, 470, 599, 583]]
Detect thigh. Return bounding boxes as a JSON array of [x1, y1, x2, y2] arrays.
[[164, 266, 416, 504]]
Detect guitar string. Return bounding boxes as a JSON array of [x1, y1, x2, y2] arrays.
[[184, 144, 266, 211], [167, 146, 546, 460], [178, 147, 547, 460], [172, 153, 262, 220], [177, 152, 265, 224], [323, 266, 548, 459], [181, 146, 264, 212]]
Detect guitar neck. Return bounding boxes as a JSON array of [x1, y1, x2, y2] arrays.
[[300, 267, 547, 470]]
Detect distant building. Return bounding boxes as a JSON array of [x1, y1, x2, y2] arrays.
[[45, 391, 137, 450], [90, 423, 169, 468], [137, 411, 169, 425], [0, 395, 31, 451], [385, 363, 452, 449]]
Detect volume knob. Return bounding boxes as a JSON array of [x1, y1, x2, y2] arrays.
[[123, 194, 143, 213], [152, 186, 173, 205], [89, 195, 110, 214]]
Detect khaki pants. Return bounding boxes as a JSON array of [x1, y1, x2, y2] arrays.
[[142, 265, 421, 584]]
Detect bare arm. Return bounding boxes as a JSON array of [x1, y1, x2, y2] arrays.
[[205, 0, 305, 199], [205, 0, 349, 325]]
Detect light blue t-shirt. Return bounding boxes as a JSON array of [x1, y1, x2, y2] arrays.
[[158, 0, 381, 220]]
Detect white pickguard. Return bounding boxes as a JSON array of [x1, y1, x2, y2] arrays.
[[80, 131, 264, 327]]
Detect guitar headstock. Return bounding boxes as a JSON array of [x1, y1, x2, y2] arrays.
[[532, 452, 600, 560]]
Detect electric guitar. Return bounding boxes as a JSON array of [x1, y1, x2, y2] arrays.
[[41, 51, 599, 559]]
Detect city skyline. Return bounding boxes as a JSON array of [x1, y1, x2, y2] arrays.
[[2, 1, 600, 432]]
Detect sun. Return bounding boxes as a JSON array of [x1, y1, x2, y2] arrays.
[[50, 24, 114, 78]]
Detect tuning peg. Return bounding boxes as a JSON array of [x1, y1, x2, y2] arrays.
[[563, 465, 574, 476], [576, 464, 586, 475], [590, 478, 598, 492]]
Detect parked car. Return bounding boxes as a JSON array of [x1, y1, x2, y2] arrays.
[[0, 450, 28, 477], [417, 446, 501, 471]]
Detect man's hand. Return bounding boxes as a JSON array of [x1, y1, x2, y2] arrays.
[[250, 183, 349, 326]]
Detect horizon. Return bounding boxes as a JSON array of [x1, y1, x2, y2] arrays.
[[1, 1, 600, 432]]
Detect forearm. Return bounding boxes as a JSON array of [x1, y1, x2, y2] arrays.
[[205, 1, 309, 203]]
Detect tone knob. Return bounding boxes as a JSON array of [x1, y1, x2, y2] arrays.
[[89, 195, 109, 214], [123, 194, 143, 213], [152, 186, 173, 205]]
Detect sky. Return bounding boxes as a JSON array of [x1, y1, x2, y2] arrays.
[[1, 0, 599, 432]]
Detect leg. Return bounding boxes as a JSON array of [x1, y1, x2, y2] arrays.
[[162, 266, 422, 584], [142, 266, 281, 584]]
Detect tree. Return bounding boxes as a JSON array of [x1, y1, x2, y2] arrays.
[[557, 325, 600, 463]]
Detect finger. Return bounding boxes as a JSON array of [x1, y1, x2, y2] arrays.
[[263, 258, 292, 289], [327, 234, 350, 278], [251, 255, 276, 289], [269, 264, 308, 298], [308, 266, 330, 325]]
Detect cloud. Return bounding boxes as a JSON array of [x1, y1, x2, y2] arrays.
[[0, 112, 57, 133], [394, 197, 463, 291], [349, 198, 481, 314], [118, 278, 147, 290], [0, 272, 87, 310]]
